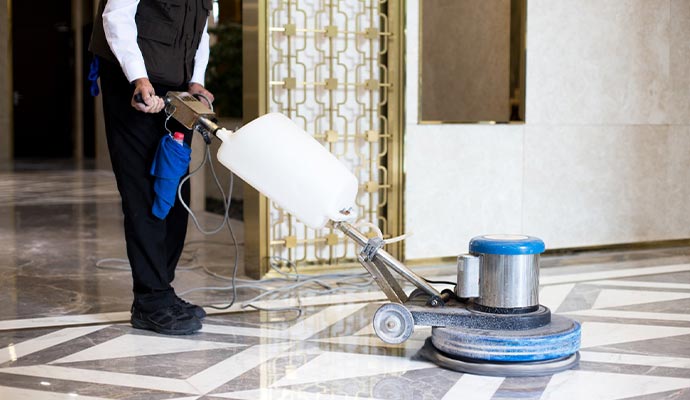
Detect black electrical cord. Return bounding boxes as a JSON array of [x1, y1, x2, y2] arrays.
[[423, 278, 457, 286]]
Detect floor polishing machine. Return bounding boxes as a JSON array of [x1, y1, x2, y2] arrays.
[[162, 91, 581, 377]]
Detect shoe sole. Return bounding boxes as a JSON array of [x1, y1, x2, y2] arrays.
[[131, 318, 201, 335]]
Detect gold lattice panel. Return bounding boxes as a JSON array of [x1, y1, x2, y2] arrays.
[[267, 0, 393, 269]]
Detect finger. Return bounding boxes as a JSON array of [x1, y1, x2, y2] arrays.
[[132, 87, 154, 112], [145, 97, 160, 114], [141, 89, 154, 105], [200, 92, 214, 107], [153, 96, 165, 113], [199, 89, 213, 101], [131, 99, 149, 112], [132, 92, 148, 106]]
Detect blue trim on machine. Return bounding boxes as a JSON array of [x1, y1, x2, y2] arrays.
[[469, 234, 546, 255]]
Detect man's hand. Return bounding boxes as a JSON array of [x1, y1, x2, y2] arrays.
[[131, 78, 165, 113], [188, 83, 215, 109]]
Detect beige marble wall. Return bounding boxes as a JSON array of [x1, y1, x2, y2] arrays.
[[521, 0, 690, 248], [526, 0, 671, 125], [670, 0, 690, 125], [523, 125, 690, 248], [404, 0, 690, 259], [405, 124, 524, 258], [0, 0, 12, 170]]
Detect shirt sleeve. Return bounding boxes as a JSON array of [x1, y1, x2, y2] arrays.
[[102, 0, 148, 83], [190, 19, 210, 86]]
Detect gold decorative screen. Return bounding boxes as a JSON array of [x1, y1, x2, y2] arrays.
[[262, 0, 402, 272]]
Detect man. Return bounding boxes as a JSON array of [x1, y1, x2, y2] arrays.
[[90, 0, 214, 335]]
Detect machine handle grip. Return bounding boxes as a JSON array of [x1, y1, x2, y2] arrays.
[[133, 92, 146, 105]]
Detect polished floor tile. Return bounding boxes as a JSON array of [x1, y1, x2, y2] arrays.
[[2, 169, 690, 399]]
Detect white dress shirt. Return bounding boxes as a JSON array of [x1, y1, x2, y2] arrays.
[[102, 0, 210, 85]]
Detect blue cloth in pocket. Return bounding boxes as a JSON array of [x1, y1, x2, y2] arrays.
[[150, 134, 192, 219]]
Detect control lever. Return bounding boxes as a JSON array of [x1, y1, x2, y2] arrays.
[[134, 92, 220, 145]]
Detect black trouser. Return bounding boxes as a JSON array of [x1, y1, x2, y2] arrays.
[[99, 60, 192, 312]]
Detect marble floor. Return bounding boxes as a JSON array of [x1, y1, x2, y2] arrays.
[[2, 169, 690, 399]]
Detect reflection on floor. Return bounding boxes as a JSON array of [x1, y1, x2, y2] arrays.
[[1, 169, 690, 399]]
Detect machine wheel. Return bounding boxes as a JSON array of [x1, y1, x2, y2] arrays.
[[373, 303, 415, 344], [408, 288, 427, 299]]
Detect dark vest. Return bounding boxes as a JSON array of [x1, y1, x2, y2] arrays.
[[90, 0, 212, 87]]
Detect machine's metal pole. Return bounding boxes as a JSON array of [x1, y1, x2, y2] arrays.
[[196, 116, 221, 137], [334, 221, 443, 305], [357, 255, 408, 304]]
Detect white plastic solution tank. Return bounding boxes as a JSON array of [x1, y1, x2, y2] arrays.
[[215, 113, 359, 229]]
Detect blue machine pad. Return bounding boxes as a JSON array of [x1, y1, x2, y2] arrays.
[[430, 314, 581, 362]]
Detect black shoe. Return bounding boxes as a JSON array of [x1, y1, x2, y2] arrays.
[[175, 296, 207, 320], [131, 303, 201, 335]]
